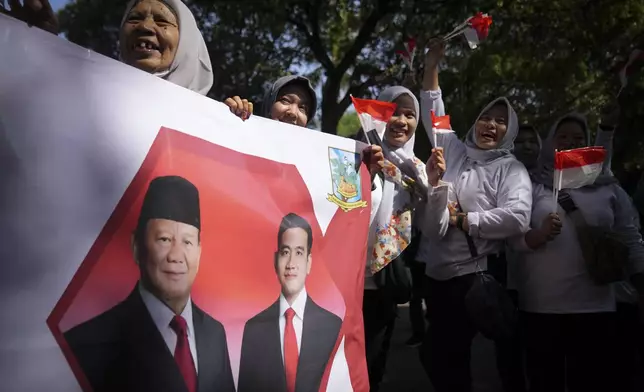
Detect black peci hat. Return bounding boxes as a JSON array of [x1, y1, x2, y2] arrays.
[[137, 176, 200, 232]]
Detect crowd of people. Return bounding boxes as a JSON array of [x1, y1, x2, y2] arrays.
[[5, 0, 644, 391]]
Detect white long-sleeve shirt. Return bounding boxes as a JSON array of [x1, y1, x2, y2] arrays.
[[511, 182, 644, 313], [415, 89, 532, 280]]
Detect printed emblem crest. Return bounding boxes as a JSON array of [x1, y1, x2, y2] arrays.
[[327, 147, 367, 212]]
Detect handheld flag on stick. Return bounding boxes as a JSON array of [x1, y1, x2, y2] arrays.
[[396, 37, 417, 70], [443, 12, 492, 49], [351, 95, 429, 199], [350, 95, 397, 146], [552, 147, 606, 211], [617, 49, 644, 97], [430, 110, 453, 148]]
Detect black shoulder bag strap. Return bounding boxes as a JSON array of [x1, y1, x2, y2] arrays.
[[455, 198, 480, 262]]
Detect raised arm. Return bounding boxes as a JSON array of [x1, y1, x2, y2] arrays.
[[421, 40, 449, 143], [594, 104, 619, 176], [420, 41, 464, 166]]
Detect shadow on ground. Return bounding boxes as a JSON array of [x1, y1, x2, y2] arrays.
[[379, 305, 503, 392]]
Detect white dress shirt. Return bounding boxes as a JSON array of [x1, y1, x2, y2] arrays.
[[279, 288, 307, 364], [139, 284, 199, 372]]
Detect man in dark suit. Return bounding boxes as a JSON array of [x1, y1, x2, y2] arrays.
[[237, 213, 342, 392], [64, 176, 235, 392]]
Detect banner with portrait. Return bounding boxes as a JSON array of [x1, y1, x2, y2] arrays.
[[0, 15, 370, 392]]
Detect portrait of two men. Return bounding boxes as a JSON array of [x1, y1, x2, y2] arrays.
[[62, 175, 342, 392]]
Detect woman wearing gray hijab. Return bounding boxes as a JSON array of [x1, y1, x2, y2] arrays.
[[225, 75, 317, 126], [9, 0, 213, 95], [417, 41, 532, 392], [513, 124, 542, 173], [512, 112, 644, 392]]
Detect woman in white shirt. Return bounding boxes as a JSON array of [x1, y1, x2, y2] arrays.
[[513, 112, 644, 392], [362, 86, 427, 392], [418, 42, 532, 392]]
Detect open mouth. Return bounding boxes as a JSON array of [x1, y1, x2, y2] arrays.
[[132, 38, 161, 54], [481, 130, 496, 142], [389, 128, 407, 138]]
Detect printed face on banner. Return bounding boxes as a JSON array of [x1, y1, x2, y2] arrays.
[[137, 218, 201, 310], [45, 128, 359, 392], [275, 227, 312, 303]]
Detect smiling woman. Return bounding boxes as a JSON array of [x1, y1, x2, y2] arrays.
[[120, 0, 180, 75], [6, 0, 213, 95], [119, 0, 213, 95]]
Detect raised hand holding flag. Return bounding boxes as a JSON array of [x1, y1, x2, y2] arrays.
[[351, 95, 428, 199], [350, 95, 397, 146]]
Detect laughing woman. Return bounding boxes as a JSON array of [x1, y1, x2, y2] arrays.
[[9, 0, 214, 95], [417, 42, 532, 392]]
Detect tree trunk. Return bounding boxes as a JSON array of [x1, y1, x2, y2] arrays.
[[320, 71, 343, 134]]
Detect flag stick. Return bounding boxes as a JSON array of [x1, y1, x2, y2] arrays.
[[616, 86, 625, 98], [552, 154, 562, 212]]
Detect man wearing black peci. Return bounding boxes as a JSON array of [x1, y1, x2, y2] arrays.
[[64, 175, 235, 392]]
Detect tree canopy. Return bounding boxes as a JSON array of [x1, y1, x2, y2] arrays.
[[58, 0, 644, 180]]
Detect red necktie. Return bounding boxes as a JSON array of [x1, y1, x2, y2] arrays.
[[170, 315, 197, 392], [284, 308, 299, 392]]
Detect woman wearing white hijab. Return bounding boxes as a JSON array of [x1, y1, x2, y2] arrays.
[[10, 0, 213, 95], [417, 42, 532, 392], [513, 112, 644, 392], [119, 0, 213, 95], [362, 85, 427, 392]]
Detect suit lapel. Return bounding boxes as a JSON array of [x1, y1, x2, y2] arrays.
[[123, 288, 188, 392], [267, 300, 288, 390], [193, 304, 213, 392], [296, 297, 323, 392]]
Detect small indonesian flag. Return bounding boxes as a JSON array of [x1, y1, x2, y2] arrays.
[[431, 110, 453, 134], [554, 147, 606, 190], [351, 96, 397, 142], [443, 12, 492, 49], [396, 37, 417, 68], [463, 12, 492, 49], [618, 49, 644, 94], [431, 110, 453, 147]]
